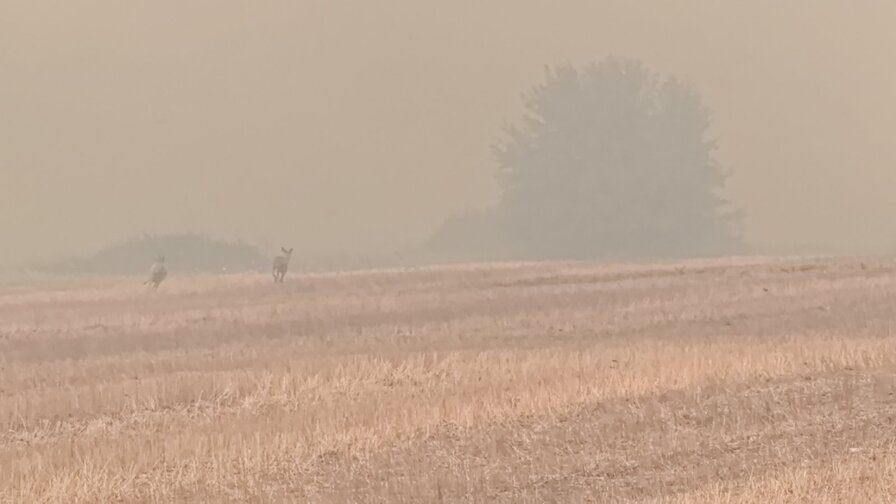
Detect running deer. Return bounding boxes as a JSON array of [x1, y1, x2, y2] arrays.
[[144, 256, 167, 290], [272, 247, 293, 283]]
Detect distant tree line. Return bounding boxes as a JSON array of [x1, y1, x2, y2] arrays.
[[32, 233, 267, 275], [430, 58, 742, 261], [32, 58, 742, 276]]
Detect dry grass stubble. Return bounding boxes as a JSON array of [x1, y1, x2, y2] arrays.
[[1, 256, 895, 502]]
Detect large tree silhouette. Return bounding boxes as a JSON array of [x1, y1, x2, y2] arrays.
[[488, 59, 741, 260]]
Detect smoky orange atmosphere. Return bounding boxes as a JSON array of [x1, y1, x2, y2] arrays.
[[3, 1, 896, 266]]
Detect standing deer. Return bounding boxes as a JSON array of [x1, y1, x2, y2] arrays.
[[272, 247, 293, 283], [144, 256, 167, 290]]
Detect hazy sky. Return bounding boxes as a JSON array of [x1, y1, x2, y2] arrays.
[[3, 1, 896, 266]]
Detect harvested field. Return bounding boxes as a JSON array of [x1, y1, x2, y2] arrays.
[[2, 256, 896, 502]]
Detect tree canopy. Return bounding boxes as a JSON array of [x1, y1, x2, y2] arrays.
[[433, 58, 741, 261], [497, 59, 741, 259]]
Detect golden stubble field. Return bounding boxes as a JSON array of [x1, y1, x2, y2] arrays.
[[2, 256, 896, 503]]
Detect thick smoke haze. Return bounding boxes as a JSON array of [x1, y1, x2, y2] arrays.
[[3, 1, 896, 267]]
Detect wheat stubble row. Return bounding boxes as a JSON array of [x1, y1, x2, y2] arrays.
[[1, 256, 895, 502]]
